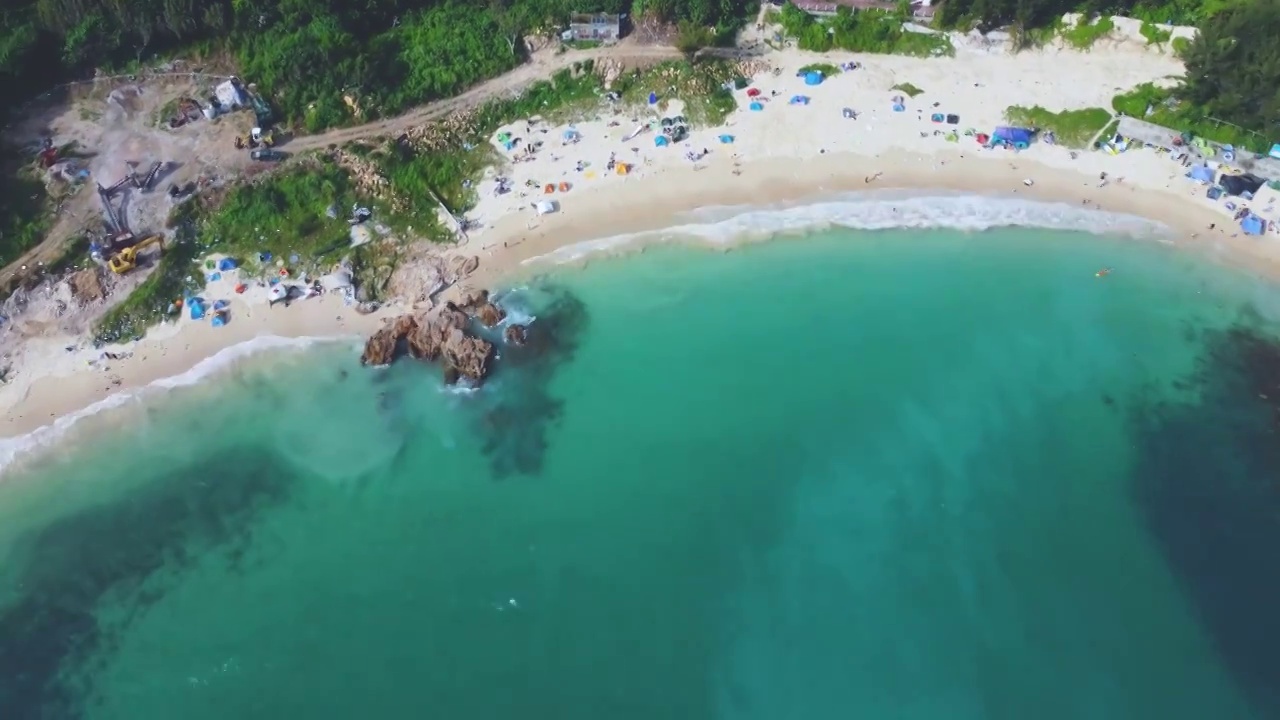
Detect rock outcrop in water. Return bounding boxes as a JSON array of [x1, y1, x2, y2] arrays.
[[505, 324, 527, 346], [361, 295, 499, 384]]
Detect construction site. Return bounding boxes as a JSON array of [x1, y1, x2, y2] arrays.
[[0, 73, 284, 341]]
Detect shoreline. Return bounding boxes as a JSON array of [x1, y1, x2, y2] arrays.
[[7, 39, 1280, 463], [1, 151, 1272, 452]]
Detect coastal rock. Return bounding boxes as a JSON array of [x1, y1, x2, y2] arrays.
[[360, 289, 495, 383], [361, 315, 418, 365], [476, 301, 506, 327], [404, 307, 467, 361], [457, 289, 488, 311], [442, 328, 494, 383], [504, 324, 527, 345]]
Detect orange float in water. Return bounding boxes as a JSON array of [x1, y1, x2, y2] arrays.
[[1095, 268, 1112, 278]]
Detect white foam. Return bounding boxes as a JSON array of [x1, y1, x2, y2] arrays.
[[0, 334, 355, 477], [523, 193, 1170, 266]]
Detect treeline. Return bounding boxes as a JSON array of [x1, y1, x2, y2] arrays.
[[937, 0, 1228, 30], [0, 0, 757, 130], [1178, 0, 1280, 143]]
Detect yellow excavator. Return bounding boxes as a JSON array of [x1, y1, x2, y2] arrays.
[[108, 234, 164, 274]]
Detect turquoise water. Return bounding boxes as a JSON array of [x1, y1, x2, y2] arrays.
[[2, 225, 1280, 719]]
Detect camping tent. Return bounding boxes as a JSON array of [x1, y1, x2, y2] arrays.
[[188, 297, 206, 320], [536, 200, 558, 215], [804, 72, 823, 86], [1187, 165, 1215, 184], [749, 102, 764, 111], [1241, 213, 1266, 236], [789, 95, 810, 105], [992, 126, 1034, 149], [654, 135, 669, 147], [1221, 173, 1266, 197], [1271, 144, 1280, 160]]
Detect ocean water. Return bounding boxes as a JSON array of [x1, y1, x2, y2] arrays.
[[3, 208, 1280, 719]]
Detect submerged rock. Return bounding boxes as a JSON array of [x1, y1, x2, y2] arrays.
[[505, 324, 527, 345]]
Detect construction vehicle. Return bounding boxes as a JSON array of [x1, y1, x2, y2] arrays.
[[107, 234, 163, 274], [236, 127, 276, 150]]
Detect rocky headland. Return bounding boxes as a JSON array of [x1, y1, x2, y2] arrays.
[[360, 289, 523, 384]]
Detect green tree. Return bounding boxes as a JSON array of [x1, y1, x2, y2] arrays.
[[1180, 0, 1280, 138]]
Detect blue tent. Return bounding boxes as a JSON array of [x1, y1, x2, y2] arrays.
[[1270, 144, 1280, 160], [654, 135, 668, 147], [804, 72, 823, 86], [188, 298, 206, 320], [992, 126, 1034, 148], [788, 95, 809, 105], [718, 134, 735, 144], [1242, 213, 1266, 236], [217, 257, 237, 271], [648, 92, 658, 105], [1187, 165, 1215, 184], [749, 101, 764, 111]]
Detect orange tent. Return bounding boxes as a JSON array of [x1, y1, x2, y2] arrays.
[[558, 181, 571, 192], [616, 163, 630, 175], [544, 183, 555, 194]]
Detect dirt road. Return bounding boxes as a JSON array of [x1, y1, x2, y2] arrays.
[[288, 44, 684, 152]]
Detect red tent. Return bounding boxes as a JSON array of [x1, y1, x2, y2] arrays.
[[747, 88, 761, 97]]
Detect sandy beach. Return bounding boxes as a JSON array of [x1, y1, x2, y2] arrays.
[[5, 21, 1280, 449]]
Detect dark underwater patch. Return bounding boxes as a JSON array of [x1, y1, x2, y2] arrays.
[[475, 283, 589, 479], [0, 451, 294, 720], [1129, 317, 1280, 718]]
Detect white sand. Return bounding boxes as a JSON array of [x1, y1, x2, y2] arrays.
[[5, 32, 1280, 453]]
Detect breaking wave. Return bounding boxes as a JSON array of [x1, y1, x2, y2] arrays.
[[0, 334, 355, 476], [523, 192, 1170, 266]]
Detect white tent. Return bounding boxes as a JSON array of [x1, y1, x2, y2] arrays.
[[214, 80, 245, 109], [535, 200, 558, 215], [321, 269, 354, 291]]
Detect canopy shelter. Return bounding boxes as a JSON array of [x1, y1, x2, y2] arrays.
[[536, 200, 558, 215], [991, 126, 1034, 149], [1221, 172, 1266, 197]]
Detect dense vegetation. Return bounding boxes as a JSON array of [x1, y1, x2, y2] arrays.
[[776, 3, 954, 56], [937, 0, 1227, 30], [0, 0, 759, 131]]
